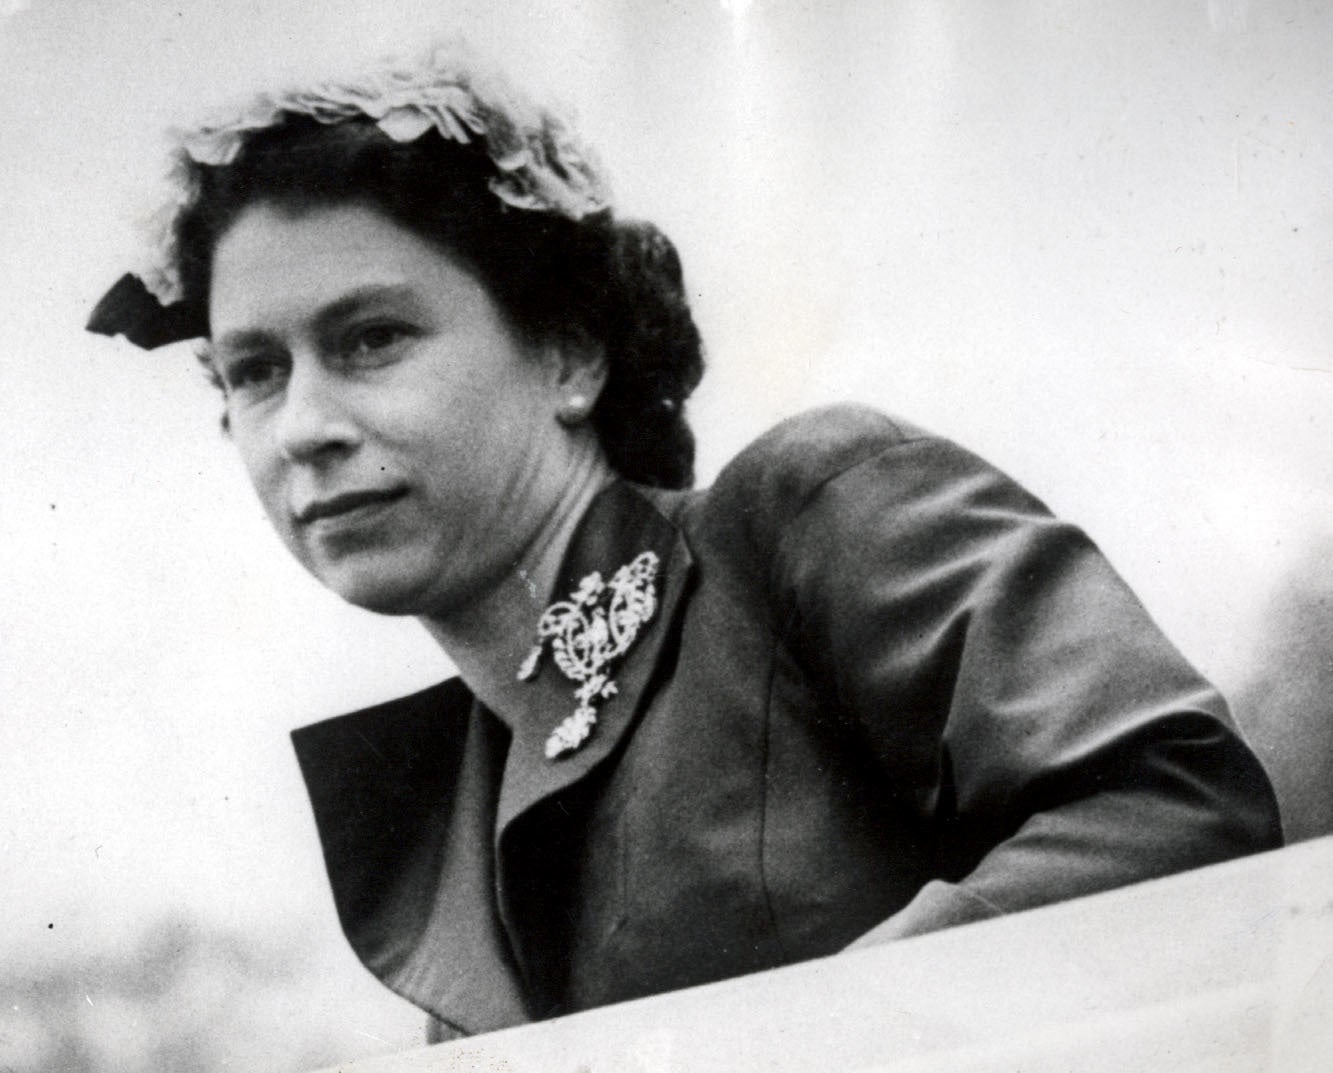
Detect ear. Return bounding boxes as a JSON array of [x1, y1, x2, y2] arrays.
[[544, 332, 608, 409]]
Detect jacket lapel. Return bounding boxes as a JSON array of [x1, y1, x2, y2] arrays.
[[494, 481, 694, 838], [291, 680, 530, 1036], [491, 482, 694, 1004]]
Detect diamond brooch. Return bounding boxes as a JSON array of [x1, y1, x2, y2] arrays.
[[517, 551, 661, 760]]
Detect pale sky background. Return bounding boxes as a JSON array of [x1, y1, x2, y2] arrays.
[[2, 0, 1331, 1061]]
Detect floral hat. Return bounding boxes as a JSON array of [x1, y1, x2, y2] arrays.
[[87, 44, 613, 349]]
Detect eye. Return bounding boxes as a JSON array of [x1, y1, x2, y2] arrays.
[[344, 322, 414, 362], [221, 354, 288, 394]]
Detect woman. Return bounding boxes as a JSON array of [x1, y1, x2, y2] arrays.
[[88, 48, 1282, 1043]]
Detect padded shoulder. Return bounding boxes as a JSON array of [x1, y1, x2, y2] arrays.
[[713, 405, 927, 507], [697, 404, 933, 559]]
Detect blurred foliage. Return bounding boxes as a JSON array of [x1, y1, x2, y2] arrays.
[[0, 914, 347, 1073]]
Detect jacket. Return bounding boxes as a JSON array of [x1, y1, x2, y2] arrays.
[[292, 405, 1282, 1039]]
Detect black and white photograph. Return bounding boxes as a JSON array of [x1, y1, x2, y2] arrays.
[[2, 2, 1330, 1071]]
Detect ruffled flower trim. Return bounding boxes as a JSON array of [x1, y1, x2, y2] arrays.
[[135, 44, 613, 306]]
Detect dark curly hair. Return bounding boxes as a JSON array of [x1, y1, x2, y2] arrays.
[[173, 116, 705, 488]]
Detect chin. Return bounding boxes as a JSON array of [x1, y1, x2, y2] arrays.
[[315, 562, 438, 617], [339, 589, 426, 616]]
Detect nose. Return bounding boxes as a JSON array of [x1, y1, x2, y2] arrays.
[[273, 362, 360, 464]]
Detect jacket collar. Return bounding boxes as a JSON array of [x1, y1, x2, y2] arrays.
[[494, 479, 693, 840], [290, 678, 530, 1036], [291, 480, 694, 1035]]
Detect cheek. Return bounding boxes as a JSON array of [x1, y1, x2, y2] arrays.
[[229, 427, 285, 517]]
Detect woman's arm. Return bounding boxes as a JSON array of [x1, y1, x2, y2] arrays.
[[766, 414, 1282, 944]]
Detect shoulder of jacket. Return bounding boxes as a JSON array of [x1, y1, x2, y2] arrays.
[[707, 404, 936, 516]]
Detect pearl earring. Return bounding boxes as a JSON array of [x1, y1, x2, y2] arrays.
[[557, 394, 591, 426]]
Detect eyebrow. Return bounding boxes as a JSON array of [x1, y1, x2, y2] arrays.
[[210, 283, 426, 353], [314, 283, 426, 327]]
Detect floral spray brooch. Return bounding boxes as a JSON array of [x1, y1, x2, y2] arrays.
[[518, 551, 660, 759]]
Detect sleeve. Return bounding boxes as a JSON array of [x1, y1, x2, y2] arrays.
[[769, 428, 1283, 946]]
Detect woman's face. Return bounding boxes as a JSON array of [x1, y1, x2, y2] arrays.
[[208, 201, 591, 618]]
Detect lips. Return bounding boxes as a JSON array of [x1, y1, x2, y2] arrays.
[[295, 487, 408, 524]]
